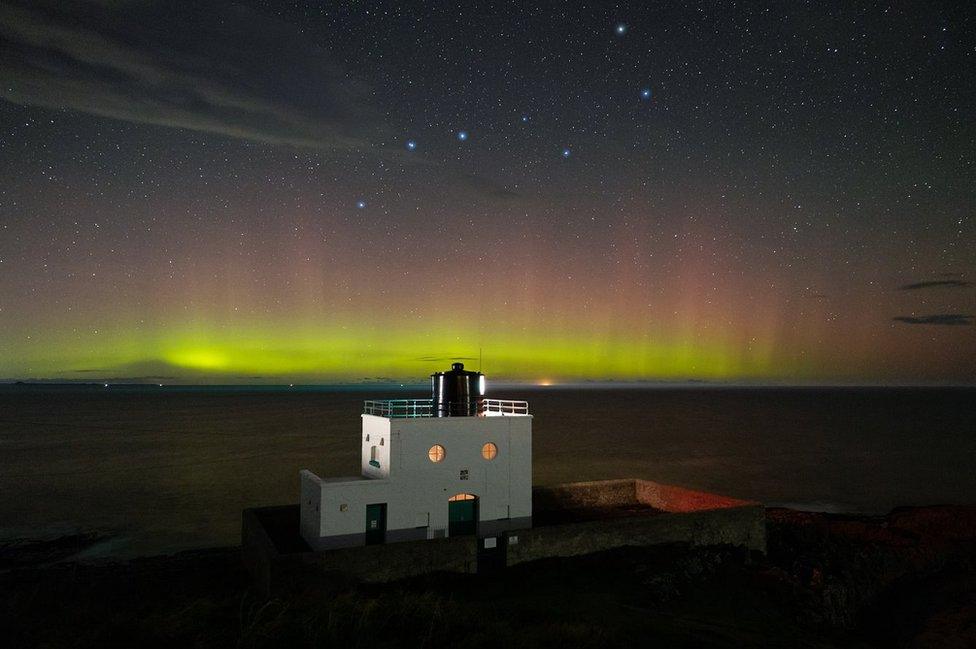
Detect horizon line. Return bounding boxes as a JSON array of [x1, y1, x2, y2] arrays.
[[2, 379, 974, 389]]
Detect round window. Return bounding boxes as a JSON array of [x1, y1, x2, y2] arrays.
[[481, 442, 498, 461], [428, 444, 446, 463]]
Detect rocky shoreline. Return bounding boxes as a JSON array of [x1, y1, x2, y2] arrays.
[[2, 505, 974, 648]]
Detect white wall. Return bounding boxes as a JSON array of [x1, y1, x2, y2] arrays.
[[360, 416, 391, 479], [321, 477, 393, 537], [390, 415, 532, 534]]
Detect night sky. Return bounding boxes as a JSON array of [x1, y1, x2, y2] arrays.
[[1, 1, 974, 384]]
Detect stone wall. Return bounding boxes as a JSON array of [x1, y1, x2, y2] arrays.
[[533, 478, 638, 511], [507, 505, 765, 568], [244, 505, 477, 595], [532, 478, 756, 514], [243, 479, 765, 593]]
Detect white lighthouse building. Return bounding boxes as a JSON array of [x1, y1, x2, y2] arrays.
[[299, 363, 532, 550]]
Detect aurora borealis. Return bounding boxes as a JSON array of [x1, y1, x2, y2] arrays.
[[1, 1, 974, 384]]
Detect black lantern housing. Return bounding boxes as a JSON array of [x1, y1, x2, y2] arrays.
[[430, 362, 485, 417]]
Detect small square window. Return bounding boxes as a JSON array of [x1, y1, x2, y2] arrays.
[[339, 504, 348, 512]]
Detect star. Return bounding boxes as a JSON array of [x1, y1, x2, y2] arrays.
[[356, 200, 366, 209], [457, 130, 468, 141], [521, 115, 529, 123], [615, 23, 627, 35], [405, 140, 417, 151], [562, 148, 571, 158], [640, 88, 652, 100]]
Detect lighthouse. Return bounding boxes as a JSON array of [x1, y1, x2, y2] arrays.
[[299, 363, 532, 550]]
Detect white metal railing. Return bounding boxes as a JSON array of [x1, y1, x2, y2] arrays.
[[362, 398, 529, 418], [363, 399, 433, 418], [480, 398, 529, 415]]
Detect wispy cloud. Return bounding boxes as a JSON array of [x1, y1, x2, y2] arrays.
[[0, 1, 384, 151], [892, 314, 974, 326], [899, 280, 972, 291], [0, 1, 522, 198]]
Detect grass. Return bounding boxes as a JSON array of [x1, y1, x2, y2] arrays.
[[3, 508, 975, 648]]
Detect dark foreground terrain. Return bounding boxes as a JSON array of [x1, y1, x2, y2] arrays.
[[2, 507, 975, 648]]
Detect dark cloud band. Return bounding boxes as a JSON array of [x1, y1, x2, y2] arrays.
[[899, 280, 972, 291], [892, 314, 974, 326]]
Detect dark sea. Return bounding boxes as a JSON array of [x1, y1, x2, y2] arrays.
[[1, 385, 974, 558]]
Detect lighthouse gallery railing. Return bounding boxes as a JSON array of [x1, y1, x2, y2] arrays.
[[363, 398, 528, 418]]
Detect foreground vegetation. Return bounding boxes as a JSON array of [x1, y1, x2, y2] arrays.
[[2, 507, 975, 648]]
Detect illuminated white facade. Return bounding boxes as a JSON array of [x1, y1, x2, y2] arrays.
[[300, 400, 532, 550]]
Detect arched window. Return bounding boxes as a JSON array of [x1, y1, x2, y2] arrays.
[[428, 444, 445, 463], [481, 442, 498, 461]]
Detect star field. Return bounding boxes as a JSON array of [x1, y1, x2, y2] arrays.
[[0, 1, 974, 383]]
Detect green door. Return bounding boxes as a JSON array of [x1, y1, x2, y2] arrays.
[[365, 503, 386, 545], [448, 498, 477, 536]]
